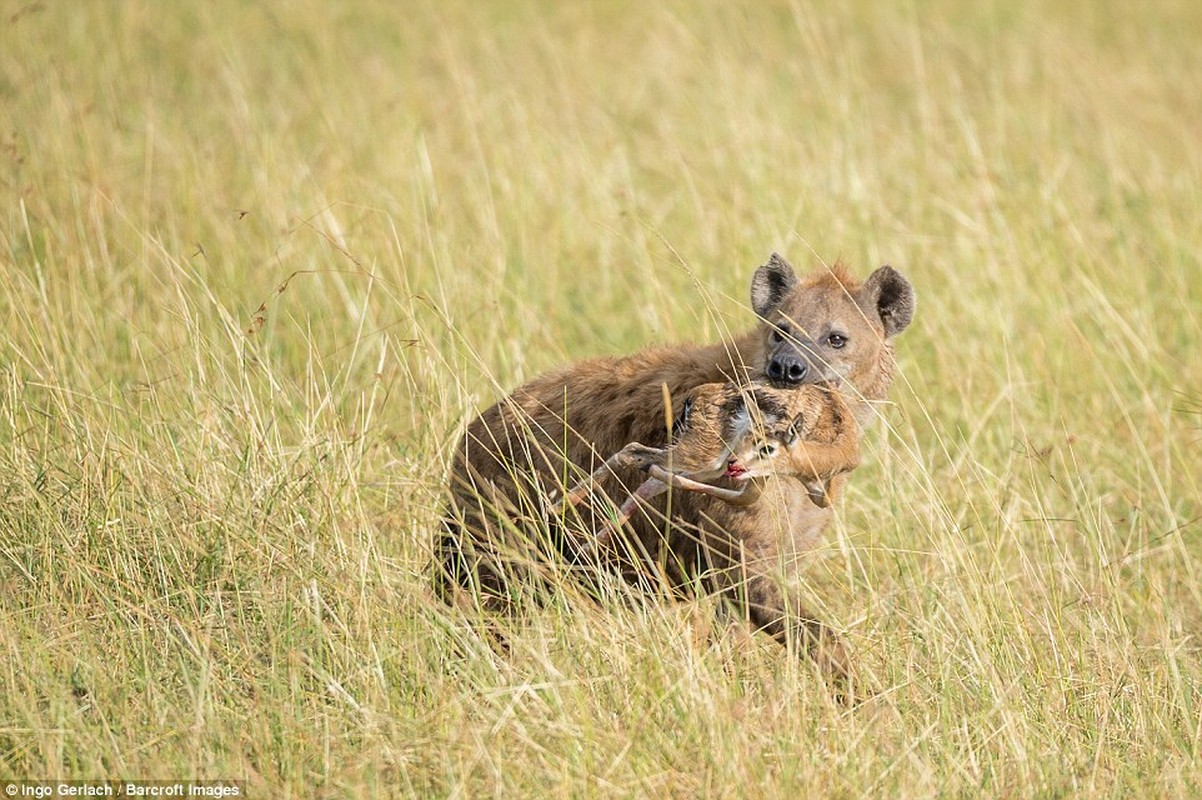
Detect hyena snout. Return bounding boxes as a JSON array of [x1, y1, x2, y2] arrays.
[[766, 350, 815, 386], [766, 338, 841, 387]]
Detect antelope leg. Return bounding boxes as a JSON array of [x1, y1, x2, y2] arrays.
[[644, 464, 762, 506], [557, 442, 667, 510], [804, 478, 832, 508], [594, 476, 670, 549]]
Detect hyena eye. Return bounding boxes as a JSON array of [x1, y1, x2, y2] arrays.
[[771, 324, 789, 344], [826, 332, 847, 349], [758, 443, 777, 458]]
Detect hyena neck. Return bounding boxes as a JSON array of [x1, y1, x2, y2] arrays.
[[676, 328, 763, 387], [846, 340, 896, 428]]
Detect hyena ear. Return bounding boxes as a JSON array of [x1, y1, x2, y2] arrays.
[[862, 265, 915, 337], [750, 253, 799, 318]]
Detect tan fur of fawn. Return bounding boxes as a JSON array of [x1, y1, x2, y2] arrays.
[[558, 382, 860, 552], [440, 253, 915, 699]]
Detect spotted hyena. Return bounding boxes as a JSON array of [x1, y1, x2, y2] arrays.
[[440, 253, 915, 694]]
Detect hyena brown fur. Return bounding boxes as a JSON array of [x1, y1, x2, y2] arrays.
[[440, 253, 914, 693]]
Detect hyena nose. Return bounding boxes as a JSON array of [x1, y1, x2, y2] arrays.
[[767, 354, 809, 385]]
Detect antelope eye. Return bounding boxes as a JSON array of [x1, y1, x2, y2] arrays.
[[758, 443, 777, 457], [827, 332, 847, 349]]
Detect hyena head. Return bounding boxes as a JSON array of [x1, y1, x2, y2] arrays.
[[749, 253, 915, 401]]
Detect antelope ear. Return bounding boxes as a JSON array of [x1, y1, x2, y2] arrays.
[[861, 265, 915, 337], [670, 395, 695, 440], [750, 253, 799, 318], [785, 412, 806, 446]]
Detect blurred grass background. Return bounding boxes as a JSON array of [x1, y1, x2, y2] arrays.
[[2, 0, 1201, 796]]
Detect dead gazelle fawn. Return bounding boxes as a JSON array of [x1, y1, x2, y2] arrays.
[[559, 381, 860, 548], [441, 254, 915, 697]]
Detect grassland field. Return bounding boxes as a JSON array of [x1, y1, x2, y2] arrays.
[[2, 1, 1202, 797]]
